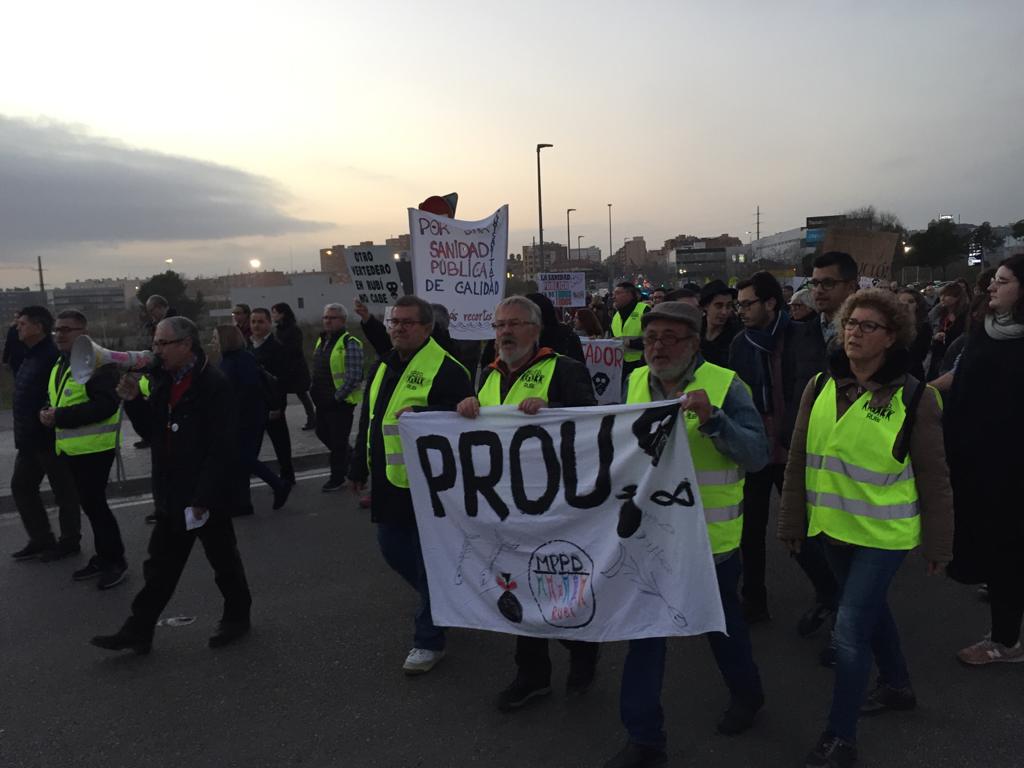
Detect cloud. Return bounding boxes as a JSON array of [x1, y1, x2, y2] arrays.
[[0, 115, 332, 245]]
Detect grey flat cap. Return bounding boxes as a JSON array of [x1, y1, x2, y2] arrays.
[[641, 300, 702, 332]]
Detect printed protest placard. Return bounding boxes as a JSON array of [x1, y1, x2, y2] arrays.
[[344, 245, 407, 314], [409, 205, 509, 340], [582, 338, 624, 405], [399, 401, 726, 642], [537, 272, 587, 308]]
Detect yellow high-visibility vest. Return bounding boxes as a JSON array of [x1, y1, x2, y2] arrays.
[[626, 361, 744, 554], [478, 356, 557, 406], [804, 375, 932, 550], [366, 337, 466, 488], [315, 332, 364, 405], [47, 361, 120, 456], [611, 303, 649, 363]]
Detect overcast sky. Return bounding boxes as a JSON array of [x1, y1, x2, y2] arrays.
[[2, 0, 1022, 288]]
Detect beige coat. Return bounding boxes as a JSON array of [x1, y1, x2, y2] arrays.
[[778, 369, 954, 564]]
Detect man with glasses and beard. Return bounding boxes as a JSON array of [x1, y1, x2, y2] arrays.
[[90, 316, 252, 654], [605, 301, 769, 768], [348, 295, 473, 675], [456, 295, 599, 713]]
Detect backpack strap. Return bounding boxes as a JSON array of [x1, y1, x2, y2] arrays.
[[893, 375, 926, 463]]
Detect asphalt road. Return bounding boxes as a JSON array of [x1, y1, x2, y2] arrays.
[[1, 474, 1020, 768]]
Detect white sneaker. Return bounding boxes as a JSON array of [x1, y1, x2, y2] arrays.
[[403, 647, 445, 675]]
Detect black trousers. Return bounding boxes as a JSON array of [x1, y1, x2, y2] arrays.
[[988, 544, 1024, 647], [315, 402, 355, 483], [130, 511, 252, 633], [65, 450, 125, 567], [11, 447, 80, 546], [265, 406, 294, 482], [294, 391, 316, 423], [741, 463, 839, 610], [515, 636, 600, 685]]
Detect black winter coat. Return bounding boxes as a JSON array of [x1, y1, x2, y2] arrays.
[[124, 355, 238, 520], [273, 319, 311, 393], [250, 336, 287, 411], [348, 342, 474, 525], [13, 337, 59, 451]]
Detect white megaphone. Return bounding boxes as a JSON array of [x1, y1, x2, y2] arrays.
[[70, 335, 156, 384]]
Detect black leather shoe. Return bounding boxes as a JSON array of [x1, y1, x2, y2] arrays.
[[90, 622, 152, 655], [39, 541, 81, 562], [602, 741, 667, 768], [272, 482, 292, 510], [208, 620, 251, 648], [716, 693, 764, 735], [12, 539, 55, 560]]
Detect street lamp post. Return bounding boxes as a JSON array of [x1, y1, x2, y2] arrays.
[[536, 143, 553, 272], [607, 204, 613, 291], [567, 208, 576, 263], [577, 235, 584, 261]]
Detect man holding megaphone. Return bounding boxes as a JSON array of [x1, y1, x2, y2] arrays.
[[38, 310, 128, 589], [90, 316, 252, 655]]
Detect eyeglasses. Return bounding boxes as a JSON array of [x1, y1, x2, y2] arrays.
[[491, 320, 536, 331], [54, 326, 85, 334], [642, 332, 694, 347], [842, 318, 890, 334], [386, 318, 426, 329], [153, 338, 187, 349], [808, 278, 850, 291], [733, 299, 762, 312], [322, 315, 344, 321]]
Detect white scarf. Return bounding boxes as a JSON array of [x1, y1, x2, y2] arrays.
[[984, 312, 1024, 341]]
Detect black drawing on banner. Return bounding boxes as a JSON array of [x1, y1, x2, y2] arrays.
[[386, 281, 400, 298], [592, 371, 610, 396], [481, 532, 520, 588], [529, 540, 596, 628], [601, 543, 688, 629], [496, 572, 523, 623], [453, 525, 480, 586], [651, 480, 696, 508], [631, 404, 679, 466], [615, 484, 642, 538]]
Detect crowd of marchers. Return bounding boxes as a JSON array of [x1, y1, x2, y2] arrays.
[[3, 250, 1023, 768]]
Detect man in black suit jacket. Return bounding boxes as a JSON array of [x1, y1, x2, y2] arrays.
[[249, 307, 294, 484]]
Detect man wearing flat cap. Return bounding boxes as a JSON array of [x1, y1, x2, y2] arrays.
[[604, 301, 770, 768]]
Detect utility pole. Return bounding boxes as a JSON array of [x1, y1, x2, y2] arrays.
[[755, 205, 761, 242], [37, 255, 45, 292]]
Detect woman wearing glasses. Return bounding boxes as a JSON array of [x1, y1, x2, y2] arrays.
[[778, 289, 953, 768]]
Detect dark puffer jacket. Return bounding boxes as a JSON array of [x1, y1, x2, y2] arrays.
[[13, 337, 59, 451]]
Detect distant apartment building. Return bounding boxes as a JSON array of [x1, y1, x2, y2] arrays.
[[229, 272, 358, 325], [750, 227, 810, 265], [53, 279, 137, 315], [522, 242, 567, 278], [0, 288, 47, 320], [320, 244, 347, 274], [609, 236, 649, 276]]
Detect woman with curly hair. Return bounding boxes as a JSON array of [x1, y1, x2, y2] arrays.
[[779, 289, 953, 768]]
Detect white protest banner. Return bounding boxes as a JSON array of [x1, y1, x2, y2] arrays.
[[409, 205, 509, 340], [399, 401, 726, 642], [582, 338, 623, 405], [344, 245, 407, 314], [537, 272, 587, 308]]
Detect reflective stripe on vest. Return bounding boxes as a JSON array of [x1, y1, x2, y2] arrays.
[[626, 362, 743, 554], [47, 361, 120, 456], [366, 337, 466, 488], [478, 356, 557, 406], [804, 376, 921, 550], [315, 333, 364, 405], [611, 303, 648, 363], [138, 375, 151, 398]]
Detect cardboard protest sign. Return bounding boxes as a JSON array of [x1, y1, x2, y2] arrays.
[[409, 205, 509, 340], [822, 229, 899, 282], [582, 339, 624, 405], [399, 401, 726, 642], [344, 245, 407, 314], [537, 272, 587, 308]]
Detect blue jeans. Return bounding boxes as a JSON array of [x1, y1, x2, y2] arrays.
[[619, 552, 763, 749], [823, 541, 909, 743], [376, 523, 445, 652]]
